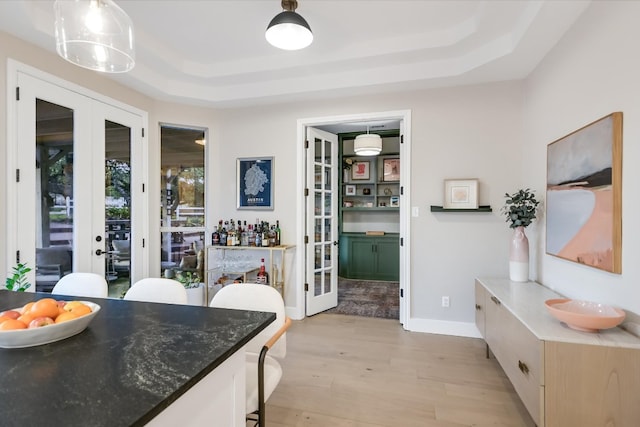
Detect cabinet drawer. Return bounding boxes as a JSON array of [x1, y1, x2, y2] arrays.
[[501, 310, 542, 426], [485, 292, 542, 426]]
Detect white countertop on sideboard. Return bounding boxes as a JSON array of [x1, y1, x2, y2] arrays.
[[476, 277, 640, 349]]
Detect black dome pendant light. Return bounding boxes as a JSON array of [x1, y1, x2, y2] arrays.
[[265, 0, 313, 50]]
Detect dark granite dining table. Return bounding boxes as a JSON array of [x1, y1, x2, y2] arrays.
[[0, 290, 275, 426]]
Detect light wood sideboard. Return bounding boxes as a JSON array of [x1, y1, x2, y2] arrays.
[[475, 278, 640, 427]]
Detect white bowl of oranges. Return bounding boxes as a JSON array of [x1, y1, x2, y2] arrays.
[[0, 298, 100, 348]]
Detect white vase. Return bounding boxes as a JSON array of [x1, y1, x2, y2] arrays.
[[185, 283, 205, 306], [509, 226, 529, 282]]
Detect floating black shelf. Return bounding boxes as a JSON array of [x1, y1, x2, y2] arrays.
[[430, 205, 493, 213]]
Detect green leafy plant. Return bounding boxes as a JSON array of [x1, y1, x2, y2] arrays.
[[5, 263, 32, 292], [502, 189, 540, 229], [176, 271, 202, 289]]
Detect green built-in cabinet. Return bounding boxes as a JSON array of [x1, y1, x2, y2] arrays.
[[338, 131, 400, 282], [339, 233, 399, 281]]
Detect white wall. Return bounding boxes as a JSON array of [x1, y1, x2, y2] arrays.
[[523, 1, 640, 318]]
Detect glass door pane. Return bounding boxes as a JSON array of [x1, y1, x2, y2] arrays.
[[35, 99, 74, 292], [105, 120, 132, 292], [159, 126, 206, 285]]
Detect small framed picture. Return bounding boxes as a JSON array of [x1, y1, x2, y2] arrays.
[[443, 179, 478, 209], [237, 156, 274, 210], [383, 158, 400, 182], [345, 185, 356, 196], [389, 196, 399, 207], [351, 161, 370, 180]]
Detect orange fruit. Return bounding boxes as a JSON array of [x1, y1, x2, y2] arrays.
[[0, 319, 27, 330], [64, 301, 92, 317], [29, 298, 60, 319], [21, 302, 35, 314], [0, 315, 12, 324], [55, 311, 79, 324], [17, 313, 35, 326]]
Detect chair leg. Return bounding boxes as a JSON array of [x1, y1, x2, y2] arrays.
[[258, 345, 269, 427]]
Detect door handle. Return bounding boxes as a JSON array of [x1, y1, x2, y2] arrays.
[[475, 304, 482, 311], [95, 249, 105, 256], [490, 296, 501, 305]]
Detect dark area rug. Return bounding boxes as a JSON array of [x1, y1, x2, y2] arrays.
[[325, 277, 399, 319]]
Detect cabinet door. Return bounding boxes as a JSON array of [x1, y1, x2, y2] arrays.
[[474, 281, 486, 338], [375, 238, 399, 280], [349, 238, 375, 278], [338, 235, 350, 277]]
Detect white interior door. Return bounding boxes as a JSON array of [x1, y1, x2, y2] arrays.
[[305, 127, 339, 315], [14, 71, 144, 291]]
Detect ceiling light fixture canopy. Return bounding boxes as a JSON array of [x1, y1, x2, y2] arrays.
[[54, 0, 135, 73], [354, 127, 382, 156], [266, 0, 313, 51]]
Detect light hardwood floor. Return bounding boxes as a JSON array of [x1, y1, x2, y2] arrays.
[[266, 314, 535, 427]]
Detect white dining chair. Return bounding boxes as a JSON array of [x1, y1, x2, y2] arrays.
[[124, 278, 188, 304], [52, 272, 108, 298], [210, 283, 292, 427]]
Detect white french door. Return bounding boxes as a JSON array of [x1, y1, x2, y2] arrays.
[[12, 69, 145, 291], [305, 127, 339, 315]]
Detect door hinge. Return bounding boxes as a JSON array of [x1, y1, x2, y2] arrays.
[[304, 188, 309, 197], [142, 238, 146, 248], [305, 140, 310, 149], [142, 128, 145, 137], [16, 250, 20, 264], [304, 235, 309, 244], [16, 87, 20, 101], [142, 183, 145, 192], [400, 237, 404, 246], [304, 283, 309, 291], [15, 169, 20, 183], [400, 288, 404, 298], [400, 186, 404, 195], [400, 134, 404, 144]]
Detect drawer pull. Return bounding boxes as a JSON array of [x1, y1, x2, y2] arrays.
[[518, 360, 530, 375], [475, 304, 482, 311], [490, 296, 501, 305]]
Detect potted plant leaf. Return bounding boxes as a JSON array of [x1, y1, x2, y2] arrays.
[[501, 189, 540, 282], [176, 271, 204, 306], [4, 263, 32, 292]]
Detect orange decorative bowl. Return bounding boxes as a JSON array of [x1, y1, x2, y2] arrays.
[[545, 299, 625, 333]]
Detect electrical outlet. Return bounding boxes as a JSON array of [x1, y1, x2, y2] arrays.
[[442, 296, 450, 308]]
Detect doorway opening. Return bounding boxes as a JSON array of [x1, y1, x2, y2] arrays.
[[297, 110, 412, 326]]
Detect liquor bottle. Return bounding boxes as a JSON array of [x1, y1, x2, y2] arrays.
[[261, 222, 270, 247], [275, 220, 281, 246], [236, 219, 242, 246], [212, 220, 222, 245], [226, 221, 233, 246], [220, 225, 228, 246], [256, 258, 269, 285], [268, 225, 276, 247], [255, 223, 262, 247], [240, 223, 249, 246], [248, 224, 256, 247]]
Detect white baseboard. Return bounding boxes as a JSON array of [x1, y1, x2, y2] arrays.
[[406, 317, 482, 338], [285, 306, 305, 320]]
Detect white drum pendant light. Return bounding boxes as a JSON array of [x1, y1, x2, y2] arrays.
[[266, 0, 313, 50], [354, 128, 382, 156], [54, 0, 135, 73]]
